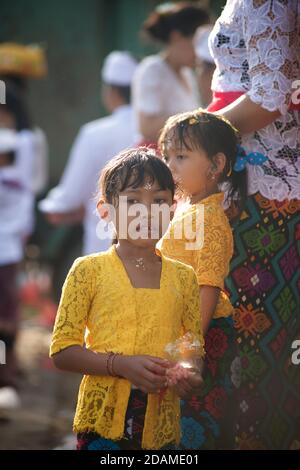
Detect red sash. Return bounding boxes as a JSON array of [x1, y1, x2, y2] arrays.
[[207, 90, 300, 112]]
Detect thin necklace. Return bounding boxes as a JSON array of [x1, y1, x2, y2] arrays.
[[116, 246, 160, 272], [131, 257, 146, 271]]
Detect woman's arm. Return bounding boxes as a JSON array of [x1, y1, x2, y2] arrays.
[[138, 112, 168, 142], [214, 94, 280, 134], [46, 206, 85, 225], [215, 2, 297, 135]]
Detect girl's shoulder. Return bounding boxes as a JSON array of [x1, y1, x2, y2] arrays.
[[68, 248, 116, 278], [195, 193, 230, 222], [173, 193, 232, 239], [171, 200, 205, 229]]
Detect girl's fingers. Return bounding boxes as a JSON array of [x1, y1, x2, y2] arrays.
[[186, 373, 203, 389], [147, 357, 172, 368], [143, 369, 168, 388], [139, 378, 161, 394], [133, 378, 155, 394], [145, 362, 168, 376], [174, 383, 188, 397], [177, 378, 193, 395]]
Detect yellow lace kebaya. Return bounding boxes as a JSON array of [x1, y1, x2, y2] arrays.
[[50, 244, 204, 450], [159, 192, 234, 318]]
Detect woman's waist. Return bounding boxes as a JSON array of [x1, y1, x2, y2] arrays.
[[207, 90, 300, 112]]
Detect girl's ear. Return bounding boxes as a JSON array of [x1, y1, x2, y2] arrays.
[[97, 198, 110, 220], [212, 152, 227, 175]]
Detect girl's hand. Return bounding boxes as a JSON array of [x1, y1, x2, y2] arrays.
[[172, 371, 203, 399], [114, 355, 171, 394]]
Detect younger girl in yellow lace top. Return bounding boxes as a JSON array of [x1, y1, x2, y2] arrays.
[[50, 148, 205, 450], [158, 110, 247, 449]]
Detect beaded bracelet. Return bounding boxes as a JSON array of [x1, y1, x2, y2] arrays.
[[111, 352, 123, 377], [106, 352, 123, 377], [106, 352, 114, 377]]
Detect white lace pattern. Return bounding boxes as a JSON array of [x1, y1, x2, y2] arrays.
[[209, 0, 300, 201]]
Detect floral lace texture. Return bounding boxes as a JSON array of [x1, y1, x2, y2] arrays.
[[159, 193, 234, 318], [50, 245, 204, 449], [209, 0, 300, 201]]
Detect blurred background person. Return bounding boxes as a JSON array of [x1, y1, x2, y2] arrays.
[[0, 43, 48, 197], [39, 51, 138, 256], [0, 43, 48, 413], [133, 2, 210, 146], [0, 124, 35, 410], [194, 25, 215, 108]]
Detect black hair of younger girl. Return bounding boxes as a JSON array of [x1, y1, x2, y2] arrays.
[[1, 81, 32, 131], [142, 2, 210, 44], [159, 110, 248, 216], [98, 147, 175, 206]]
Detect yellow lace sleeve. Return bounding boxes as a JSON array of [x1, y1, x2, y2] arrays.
[[50, 257, 95, 357], [194, 207, 230, 290], [182, 266, 205, 356]]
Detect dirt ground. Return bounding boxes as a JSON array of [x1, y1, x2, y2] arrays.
[[0, 323, 80, 450]]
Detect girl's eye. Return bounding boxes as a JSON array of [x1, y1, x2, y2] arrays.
[[176, 154, 186, 161], [154, 198, 167, 205], [127, 198, 139, 204]]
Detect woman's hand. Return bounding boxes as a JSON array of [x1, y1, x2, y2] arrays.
[[114, 354, 171, 394]]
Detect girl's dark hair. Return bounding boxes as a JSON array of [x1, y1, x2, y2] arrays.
[[143, 2, 210, 44], [159, 110, 248, 216], [1, 81, 32, 131], [98, 147, 175, 205]]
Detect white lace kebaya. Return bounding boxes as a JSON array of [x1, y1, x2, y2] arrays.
[[209, 0, 300, 201]]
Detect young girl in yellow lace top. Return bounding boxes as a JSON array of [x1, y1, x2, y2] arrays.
[[158, 110, 247, 449], [50, 148, 205, 450]]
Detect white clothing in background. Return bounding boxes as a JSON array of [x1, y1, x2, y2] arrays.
[[0, 130, 35, 265], [132, 55, 199, 139], [39, 105, 136, 255]]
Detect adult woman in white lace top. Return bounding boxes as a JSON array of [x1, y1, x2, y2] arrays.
[[207, 0, 300, 450]]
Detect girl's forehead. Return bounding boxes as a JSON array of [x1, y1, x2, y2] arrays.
[[162, 140, 190, 154], [121, 179, 166, 192], [162, 126, 193, 151], [125, 172, 155, 185]]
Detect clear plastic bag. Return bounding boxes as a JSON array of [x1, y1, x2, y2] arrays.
[[158, 332, 204, 407]]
